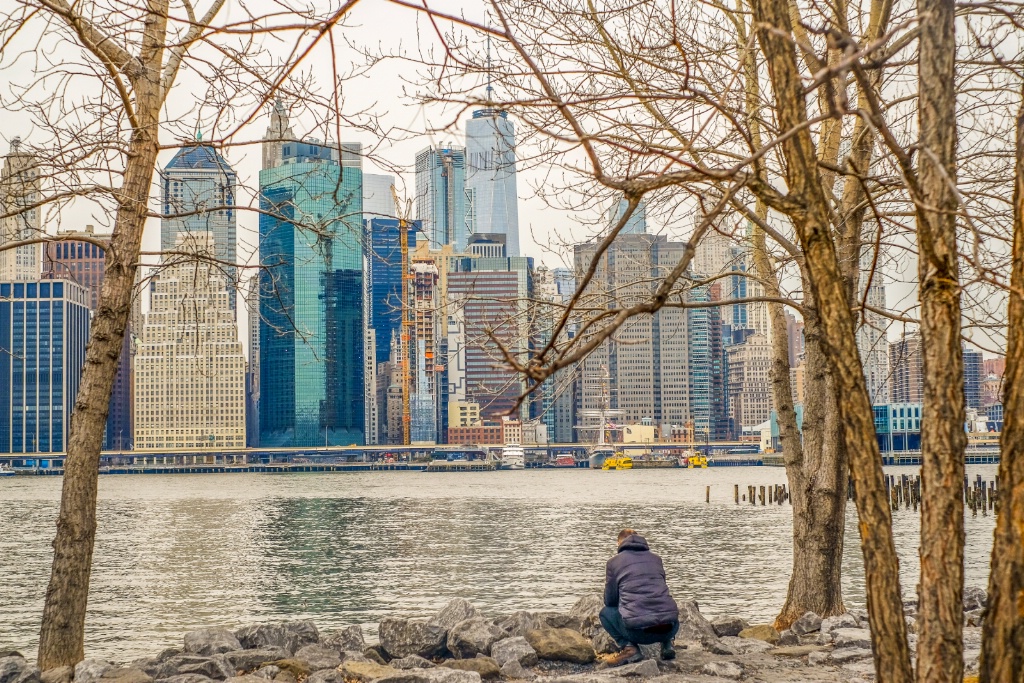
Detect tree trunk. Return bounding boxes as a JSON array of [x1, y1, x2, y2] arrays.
[[749, 0, 912, 677], [36, 1, 168, 668], [914, 0, 966, 680], [978, 88, 1024, 683]]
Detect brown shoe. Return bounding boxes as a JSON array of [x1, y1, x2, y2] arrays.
[[597, 645, 642, 669]]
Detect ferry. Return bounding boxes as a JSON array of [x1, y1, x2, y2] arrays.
[[587, 443, 617, 469], [0, 464, 15, 477], [553, 454, 577, 468], [602, 456, 634, 471], [679, 450, 708, 468], [500, 444, 526, 470]]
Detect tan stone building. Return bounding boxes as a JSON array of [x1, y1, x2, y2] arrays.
[[134, 234, 245, 451], [727, 333, 773, 431]]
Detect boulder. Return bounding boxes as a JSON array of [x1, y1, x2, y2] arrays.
[[675, 601, 717, 643], [737, 625, 780, 644], [447, 619, 503, 659], [223, 677, 268, 683], [496, 613, 538, 638], [820, 614, 858, 634], [567, 596, 604, 638], [390, 657, 434, 670], [807, 650, 830, 666], [304, 671, 344, 683], [153, 677, 213, 683], [790, 612, 822, 636], [223, 650, 290, 673], [710, 617, 747, 638], [798, 633, 828, 647], [532, 613, 577, 631], [777, 630, 799, 647], [700, 661, 742, 680], [292, 645, 341, 671], [0, 658, 38, 683], [362, 649, 388, 666], [603, 660, 659, 678], [429, 600, 478, 632], [234, 623, 319, 655], [441, 658, 500, 680], [337, 661, 398, 683], [589, 632, 616, 656], [718, 636, 772, 654], [523, 629, 595, 664], [831, 647, 873, 663], [100, 669, 152, 683], [702, 638, 737, 656], [963, 586, 987, 612], [272, 672, 294, 683], [0, 653, 21, 662], [321, 626, 365, 654], [379, 618, 447, 660], [489, 638, 537, 668], [267, 661, 307, 680], [965, 609, 985, 628], [497, 661, 528, 680], [185, 629, 243, 656], [252, 667, 279, 681], [372, 669, 481, 683], [832, 628, 871, 650], [74, 661, 113, 683], [157, 652, 182, 664], [166, 656, 234, 681], [40, 667, 72, 683]]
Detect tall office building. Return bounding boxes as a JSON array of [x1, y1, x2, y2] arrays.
[[726, 332, 773, 432], [134, 234, 245, 451], [890, 332, 924, 403], [0, 138, 41, 281], [364, 218, 419, 366], [262, 99, 296, 171], [692, 228, 769, 341], [259, 111, 365, 447], [43, 226, 134, 450], [245, 277, 260, 447], [161, 144, 238, 310], [415, 145, 469, 251], [466, 110, 519, 255], [364, 173, 396, 220], [963, 345, 983, 409], [608, 198, 647, 235], [573, 234, 691, 432], [856, 259, 890, 403], [0, 280, 91, 453], [687, 282, 729, 440]]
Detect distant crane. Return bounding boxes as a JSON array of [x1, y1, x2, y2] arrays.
[[391, 185, 413, 445]]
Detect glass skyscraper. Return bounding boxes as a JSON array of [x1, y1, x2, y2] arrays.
[[0, 280, 90, 453], [364, 217, 419, 366], [258, 139, 365, 447], [415, 145, 469, 251], [466, 109, 519, 256]]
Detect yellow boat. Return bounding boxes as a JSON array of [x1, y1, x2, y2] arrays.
[[602, 456, 634, 471]]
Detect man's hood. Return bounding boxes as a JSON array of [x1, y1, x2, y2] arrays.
[[617, 533, 650, 552]]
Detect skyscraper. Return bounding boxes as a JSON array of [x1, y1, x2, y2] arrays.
[[0, 138, 41, 281], [364, 218, 419, 366], [415, 145, 469, 251], [259, 114, 365, 447], [963, 345, 983, 409], [466, 110, 519, 255], [161, 144, 238, 309], [245, 277, 260, 447], [364, 173, 396, 220], [134, 234, 245, 451], [857, 258, 890, 403], [608, 198, 647, 235], [0, 280, 91, 453], [726, 333, 773, 432], [890, 332, 924, 403]]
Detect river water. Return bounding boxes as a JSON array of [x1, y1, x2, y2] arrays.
[[0, 466, 997, 661]]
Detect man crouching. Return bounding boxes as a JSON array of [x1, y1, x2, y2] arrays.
[[599, 529, 680, 667]]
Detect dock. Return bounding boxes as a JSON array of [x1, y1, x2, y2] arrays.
[[423, 460, 498, 472]]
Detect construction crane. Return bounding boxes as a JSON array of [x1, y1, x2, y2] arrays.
[[391, 185, 413, 445]]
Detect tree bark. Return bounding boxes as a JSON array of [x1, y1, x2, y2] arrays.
[[36, 0, 168, 668], [749, 0, 912, 677], [978, 88, 1024, 683], [914, 0, 965, 680]]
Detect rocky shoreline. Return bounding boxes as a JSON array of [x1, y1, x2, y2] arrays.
[[0, 590, 989, 683]]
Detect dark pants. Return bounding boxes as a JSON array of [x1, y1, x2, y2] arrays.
[[600, 606, 679, 649]]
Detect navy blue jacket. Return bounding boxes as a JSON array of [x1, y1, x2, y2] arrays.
[[604, 533, 679, 629]]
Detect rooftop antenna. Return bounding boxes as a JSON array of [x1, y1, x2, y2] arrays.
[[485, 21, 493, 105]]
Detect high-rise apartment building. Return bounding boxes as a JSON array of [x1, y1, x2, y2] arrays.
[[890, 332, 924, 403], [0, 280, 91, 453], [43, 226, 134, 450], [134, 234, 245, 451], [465, 109, 519, 255], [259, 112, 364, 446], [0, 138, 41, 281], [415, 145, 469, 251], [726, 332, 773, 431], [161, 144, 238, 310], [963, 345, 983, 409]]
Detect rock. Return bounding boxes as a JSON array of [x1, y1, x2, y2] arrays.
[[362, 649, 388, 666], [702, 638, 737, 656], [831, 647, 873, 663], [532, 613, 577, 631], [74, 661, 113, 683], [40, 667, 72, 683], [807, 650, 830, 666], [268, 661, 308, 680], [489, 638, 537, 668], [675, 601, 717, 643], [293, 645, 341, 671], [321, 626, 365, 654], [0, 659, 38, 683], [700, 661, 742, 680], [964, 586, 987, 612], [234, 623, 319, 655], [153, 676, 214, 683], [832, 628, 871, 650], [379, 618, 447, 660], [718, 636, 772, 654], [272, 672, 294, 683], [447, 619, 503, 659], [605, 660, 659, 678], [374, 669, 481, 683], [337, 661, 398, 683], [0, 653, 21, 662], [304, 671, 344, 683], [777, 630, 799, 647], [820, 614, 858, 634], [224, 650, 290, 673], [224, 677, 268, 683], [390, 657, 434, 670], [850, 611, 869, 628], [158, 652, 183, 664], [101, 669, 152, 683], [790, 612, 822, 636], [429, 600, 479, 632], [251, 668, 279, 681], [498, 661, 528, 680], [185, 630, 243, 657], [771, 645, 827, 658], [965, 609, 985, 627], [441, 658, 500, 679], [166, 656, 234, 681], [496, 613, 538, 638], [589, 632, 616, 656], [567, 596, 604, 638], [710, 617, 747, 638], [737, 625, 779, 644], [524, 629, 595, 664]]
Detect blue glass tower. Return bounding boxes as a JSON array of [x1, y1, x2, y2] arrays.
[[0, 280, 90, 453], [364, 217, 419, 366], [258, 141, 364, 447], [415, 146, 469, 250]]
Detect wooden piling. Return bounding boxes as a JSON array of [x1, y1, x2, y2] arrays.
[[706, 486, 710, 504], [734, 484, 739, 504], [759, 485, 766, 506]]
